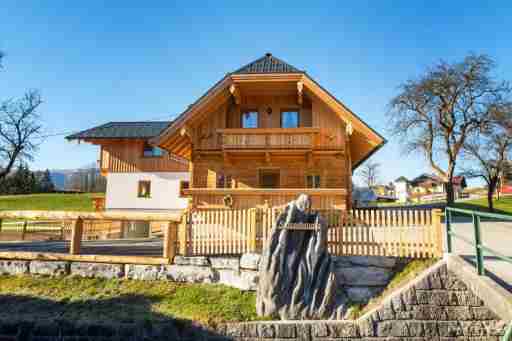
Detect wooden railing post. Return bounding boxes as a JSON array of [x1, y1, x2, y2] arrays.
[[432, 209, 443, 257], [21, 221, 28, 241], [249, 208, 260, 252], [70, 218, 84, 255], [179, 212, 189, 256], [163, 221, 177, 262]]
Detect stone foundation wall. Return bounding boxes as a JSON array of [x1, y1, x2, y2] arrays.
[[219, 261, 508, 340], [0, 255, 399, 302]]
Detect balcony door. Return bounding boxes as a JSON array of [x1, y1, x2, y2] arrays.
[[259, 169, 280, 188]]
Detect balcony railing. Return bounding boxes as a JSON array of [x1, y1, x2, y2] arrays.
[[218, 128, 320, 150]]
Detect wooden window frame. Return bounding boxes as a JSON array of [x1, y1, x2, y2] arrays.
[[137, 180, 151, 198], [280, 109, 300, 128], [179, 180, 190, 197], [305, 174, 321, 188], [241, 110, 259, 129]]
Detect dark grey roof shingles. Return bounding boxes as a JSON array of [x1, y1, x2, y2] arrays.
[[232, 53, 302, 74], [66, 121, 170, 140]]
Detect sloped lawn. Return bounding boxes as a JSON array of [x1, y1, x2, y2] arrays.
[[0, 193, 102, 211], [0, 275, 258, 328]]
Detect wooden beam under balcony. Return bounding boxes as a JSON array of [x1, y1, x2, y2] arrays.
[[183, 188, 347, 196]]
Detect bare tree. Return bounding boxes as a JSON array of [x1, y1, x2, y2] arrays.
[[0, 90, 43, 179], [388, 54, 512, 205], [463, 112, 512, 211], [358, 161, 380, 188]]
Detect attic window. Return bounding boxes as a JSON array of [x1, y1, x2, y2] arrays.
[[143, 143, 164, 157]]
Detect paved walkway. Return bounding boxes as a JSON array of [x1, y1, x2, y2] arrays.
[[450, 215, 512, 292], [0, 238, 164, 256]]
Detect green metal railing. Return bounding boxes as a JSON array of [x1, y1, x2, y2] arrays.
[[445, 206, 512, 275], [445, 207, 512, 341]]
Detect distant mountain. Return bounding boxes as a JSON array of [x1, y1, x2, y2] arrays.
[[50, 172, 66, 190]]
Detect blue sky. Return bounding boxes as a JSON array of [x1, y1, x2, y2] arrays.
[[1, 1, 511, 185]]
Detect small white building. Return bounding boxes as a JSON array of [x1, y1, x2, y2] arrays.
[[394, 176, 410, 203]]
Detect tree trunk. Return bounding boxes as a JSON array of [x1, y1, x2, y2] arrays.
[[488, 179, 498, 212], [445, 181, 455, 206]]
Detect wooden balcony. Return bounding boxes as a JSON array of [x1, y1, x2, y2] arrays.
[[218, 128, 320, 150]]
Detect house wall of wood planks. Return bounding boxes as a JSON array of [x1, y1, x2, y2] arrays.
[[99, 140, 188, 174], [185, 89, 352, 209], [180, 208, 444, 259]]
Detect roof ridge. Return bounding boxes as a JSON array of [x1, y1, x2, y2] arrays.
[[231, 53, 303, 74]]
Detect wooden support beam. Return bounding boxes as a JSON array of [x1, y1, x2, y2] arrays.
[[306, 151, 314, 168], [223, 151, 232, 166], [265, 151, 271, 165], [297, 81, 303, 105], [163, 221, 177, 261], [0, 210, 182, 222], [70, 218, 84, 255], [178, 212, 189, 256], [229, 84, 241, 105]]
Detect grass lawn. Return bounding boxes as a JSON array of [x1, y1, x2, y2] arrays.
[[0, 193, 102, 211], [454, 196, 512, 215], [0, 275, 258, 327]]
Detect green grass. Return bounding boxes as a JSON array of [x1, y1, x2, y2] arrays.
[[454, 196, 512, 215], [0, 193, 103, 211], [0, 275, 258, 327]]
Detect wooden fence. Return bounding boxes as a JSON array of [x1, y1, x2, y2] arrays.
[[180, 207, 444, 258]]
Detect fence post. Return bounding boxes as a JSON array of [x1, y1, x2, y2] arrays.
[[163, 221, 177, 262], [250, 208, 259, 252], [445, 207, 453, 253], [21, 221, 28, 241], [70, 218, 84, 255], [432, 209, 443, 257], [0, 218, 2, 233], [178, 211, 189, 256], [473, 213, 485, 276]]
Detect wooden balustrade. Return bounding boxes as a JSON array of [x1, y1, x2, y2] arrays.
[[180, 207, 444, 258], [219, 128, 321, 150]]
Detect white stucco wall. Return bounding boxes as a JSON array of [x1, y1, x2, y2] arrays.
[[394, 181, 409, 203], [105, 172, 189, 211]]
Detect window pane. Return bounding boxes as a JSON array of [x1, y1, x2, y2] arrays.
[[306, 175, 321, 188], [143, 143, 164, 157], [281, 111, 299, 128], [138, 181, 151, 198], [242, 111, 258, 128]]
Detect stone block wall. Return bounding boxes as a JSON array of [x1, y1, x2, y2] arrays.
[[0, 255, 399, 302], [219, 261, 508, 340]]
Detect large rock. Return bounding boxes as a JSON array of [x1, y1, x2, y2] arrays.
[[70, 262, 124, 279], [173, 256, 210, 267], [240, 253, 261, 270], [160, 265, 217, 283], [217, 269, 258, 291], [0, 260, 29, 275], [29, 261, 68, 276], [125, 264, 161, 281], [336, 266, 394, 286], [209, 257, 239, 270], [256, 194, 348, 320]]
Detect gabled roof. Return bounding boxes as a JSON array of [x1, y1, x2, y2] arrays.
[[151, 53, 386, 167], [395, 176, 409, 183], [232, 53, 302, 74], [66, 121, 170, 140]]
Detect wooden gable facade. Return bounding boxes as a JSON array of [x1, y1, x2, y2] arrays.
[[153, 54, 385, 210]]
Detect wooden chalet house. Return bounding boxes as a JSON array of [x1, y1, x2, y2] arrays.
[[151, 53, 385, 210]]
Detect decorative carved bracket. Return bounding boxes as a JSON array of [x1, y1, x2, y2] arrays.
[[297, 81, 303, 105], [229, 84, 241, 105]]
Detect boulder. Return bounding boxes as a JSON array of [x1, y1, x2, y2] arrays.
[[336, 266, 394, 286], [29, 261, 68, 276], [209, 257, 239, 270], [70, 262, 124, 279], [217, 269, 258, 291], [125, 264, 161, 281], [173, 256, 210, 267], [240, 253, 261, 270], [160, 265, 217, 283], [0, 260, 29, 275], [256, 194, 348, 320]]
